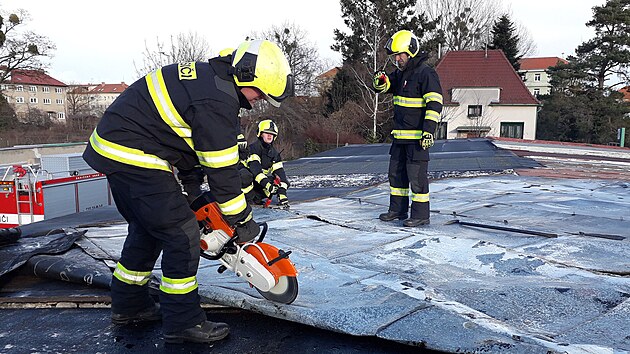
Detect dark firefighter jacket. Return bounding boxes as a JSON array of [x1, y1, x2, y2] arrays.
[[383, 53, 443, 158], [247, 139, 289, 191], [83, 56, 252, 224]]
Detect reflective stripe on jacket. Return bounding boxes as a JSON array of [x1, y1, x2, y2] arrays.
[[83, 57, 251, 220], [384, 55, 443, 143]]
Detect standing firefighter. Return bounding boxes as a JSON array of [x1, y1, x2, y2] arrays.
[[246, 119, 290, 207], [372, 30, 443, 227], [83, 39, 293, 343]]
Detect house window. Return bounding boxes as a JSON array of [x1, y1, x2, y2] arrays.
[[30, 97, 38, 104], [500, 122, 524, 139], [43, 98, 52, 104], [436, 122, 448, 140], [15, 97, 25, 103], [534, 73, 541, 82], [0, 84, 8, 90], [520, 74, 526, 81], [57, 112, 65, 119], [56, 99, 64, 104], [55, 87, 63, 93], [533, 89, 540, 97], [467, 105, 482, 117], [16, 85, 24, 92], [29, 86, 37, 92], [42, 87, 50, 93]]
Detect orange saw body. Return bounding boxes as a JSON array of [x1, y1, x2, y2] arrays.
[[191, 192, 298, 304]]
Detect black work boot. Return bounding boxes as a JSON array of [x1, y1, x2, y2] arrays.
[[112, 303, 161, 325], [403, 218, 430, 227], [164, 320, 230, 344], [379, 211, 408, 222]]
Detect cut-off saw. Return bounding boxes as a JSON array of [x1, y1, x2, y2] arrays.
[[191, 193, 298, 304]]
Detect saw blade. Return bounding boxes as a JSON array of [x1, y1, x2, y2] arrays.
[[257, 275, 298, 304]]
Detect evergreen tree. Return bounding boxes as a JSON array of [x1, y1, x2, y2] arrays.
[[489, 15, 521, 71], [330, 0, 436, 141], [575, 0, 630, 90], [537, 0, 630, 144], [0, 95, 18, 131]]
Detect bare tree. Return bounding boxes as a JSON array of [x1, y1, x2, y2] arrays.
[[0, 8, 56, 84], [514, 21, 537, 58], [65, 84, 92, 116], [250, 21, 325, 96], [133, 31, 211, 78], [418, 0, 503, 52]]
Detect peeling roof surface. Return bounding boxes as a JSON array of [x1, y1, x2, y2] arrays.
[[1, 138, 629, 353]]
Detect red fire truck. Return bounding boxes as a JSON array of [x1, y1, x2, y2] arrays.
[[0, 154, 113, 228]]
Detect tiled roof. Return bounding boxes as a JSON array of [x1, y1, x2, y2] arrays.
[[518, 57, 568, 70], [620, 86, 630, 102], [317, 67, 341, 79], [435, 50, 539, 105], [88, 82, 129, 94], [8, 69, 66, 87]]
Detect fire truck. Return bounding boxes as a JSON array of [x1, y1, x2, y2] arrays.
[[0, 153, 113, 228]]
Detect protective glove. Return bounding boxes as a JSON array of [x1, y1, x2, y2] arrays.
[[277, 188, 289, 207], [235, 217, 260, 243], [237, 134, 248, 152], [372, 71, 390, 92], [263, 180, 277, 197], [421, 132, 435, 150]]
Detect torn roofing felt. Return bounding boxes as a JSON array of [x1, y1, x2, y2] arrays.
[[4, 139, 630, 353]]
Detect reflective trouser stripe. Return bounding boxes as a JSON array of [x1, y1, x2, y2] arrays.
[[412, 192, 430, 203], [160, 275, 198, 295], [390, 187, 409, 197], [89, 129, 172, 172], [113, 262, 151, 286]]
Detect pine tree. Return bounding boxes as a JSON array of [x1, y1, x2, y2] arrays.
[[489, 15, 521, 71]]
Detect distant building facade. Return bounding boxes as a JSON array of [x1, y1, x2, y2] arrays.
[[1, 69, 68, 121], [86, 82, 128, 112], [436, 50, 539, 140], [518, 57, 568, 97]]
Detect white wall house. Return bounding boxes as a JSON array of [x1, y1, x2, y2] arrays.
[[435, 50, 539, 140]]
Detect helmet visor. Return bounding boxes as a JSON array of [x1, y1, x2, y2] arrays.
[[264, 74, 294, 107]]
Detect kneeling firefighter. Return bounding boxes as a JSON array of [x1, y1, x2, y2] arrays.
[[246, 119, 290, 207]]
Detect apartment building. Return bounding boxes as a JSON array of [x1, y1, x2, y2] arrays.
[[86, 82, 129, 112], [1, 69, 68, 121], [518, 57, 568, 97]]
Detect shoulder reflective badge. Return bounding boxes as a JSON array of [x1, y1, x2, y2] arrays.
[[178, 62, 197, 80]]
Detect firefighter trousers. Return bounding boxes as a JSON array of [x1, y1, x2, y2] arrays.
[[107, 169, 206, 334], [387, 143, 430, 221]]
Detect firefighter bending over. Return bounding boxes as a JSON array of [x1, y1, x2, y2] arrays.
[[372, 30, 443, 227], [83, 39, 293, 344], [246, 119, 290, 207]]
